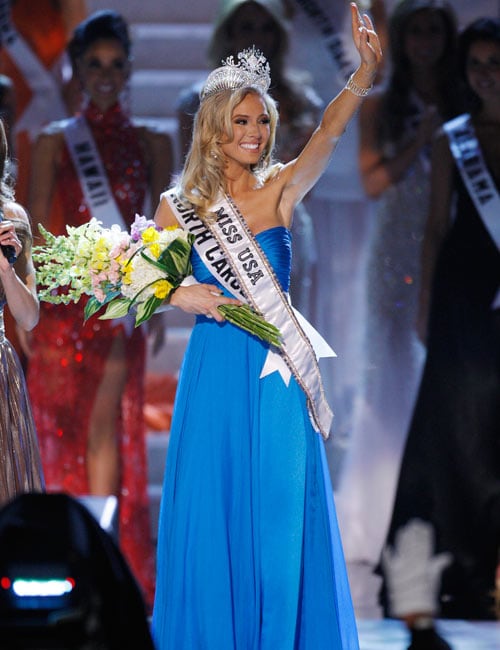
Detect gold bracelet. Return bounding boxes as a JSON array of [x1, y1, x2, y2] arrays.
[[345, 73, 372, 97]]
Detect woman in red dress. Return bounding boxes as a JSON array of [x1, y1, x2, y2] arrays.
[[23, 10, 173, 608]]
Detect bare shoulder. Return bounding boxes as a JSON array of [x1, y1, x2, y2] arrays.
[[261, 162, 285, 185], [39, 118, 71, 139], [154, 191, 181, 228], [34, 121, 67, 153], [262, 161, 296, 200]]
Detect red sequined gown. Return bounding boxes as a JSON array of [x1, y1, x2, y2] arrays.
[[27, 102, 155, 606]]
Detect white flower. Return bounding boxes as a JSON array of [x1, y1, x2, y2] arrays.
[[121, 250, 167, 301]]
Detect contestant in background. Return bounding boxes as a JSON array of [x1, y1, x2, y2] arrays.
[[382, 15, 500, 624], [22, 10, 173, 608]]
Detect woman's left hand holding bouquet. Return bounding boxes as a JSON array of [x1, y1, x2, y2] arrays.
[[169, 283, 241, 322]]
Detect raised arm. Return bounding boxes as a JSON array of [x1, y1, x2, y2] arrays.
[[278, 3, 382, 214]]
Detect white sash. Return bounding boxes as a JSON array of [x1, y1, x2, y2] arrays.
[[63, 116, 127, 229], [0, 0, 67, 138], [294, 0, 356, 82], [443, 114, 500, 308], [165, 189, 335, 439]]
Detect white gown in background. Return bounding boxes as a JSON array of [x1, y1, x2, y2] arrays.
[[334, 99, 430, 616]]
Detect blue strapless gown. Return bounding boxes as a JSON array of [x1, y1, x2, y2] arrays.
[[152, 227, 359, 649]]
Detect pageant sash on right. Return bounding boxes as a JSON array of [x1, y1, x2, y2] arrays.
[[444, 114, 500, 308], [0, 0, 67, 138], [164, 189, 334, 439]]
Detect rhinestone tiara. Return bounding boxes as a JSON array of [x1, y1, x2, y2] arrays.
[[200, 47, 271, 101]]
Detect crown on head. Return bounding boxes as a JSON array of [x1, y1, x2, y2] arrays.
[[200, 47, 271, 101]]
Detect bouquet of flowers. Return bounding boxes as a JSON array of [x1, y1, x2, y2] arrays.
[[33, 215, 282, 346]]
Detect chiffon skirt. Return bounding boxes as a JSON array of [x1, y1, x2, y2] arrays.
[[152, 316, 358, 649]]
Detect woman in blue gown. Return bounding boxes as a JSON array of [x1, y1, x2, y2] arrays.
[[152, 5, 382, 648]]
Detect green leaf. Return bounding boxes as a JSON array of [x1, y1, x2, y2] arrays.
[[135, 296, 163, 326], [98, 298, 132, 320], [157, 238, 193, 278], [100, 288, 122, 304], [84, 296, 105, 321]]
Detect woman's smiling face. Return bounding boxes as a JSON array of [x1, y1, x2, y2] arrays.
[[465, 40, 500, 104], [220, 92, 271, 170], [77, 38, 131, 110]]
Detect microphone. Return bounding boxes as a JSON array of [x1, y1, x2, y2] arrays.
[[0, 212, 17, 264]]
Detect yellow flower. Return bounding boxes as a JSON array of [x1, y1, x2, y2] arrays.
[[149, 242, 161, 258], [153, 279, 172, 299], [122, 268, 133, 285], [141, 226, 160, 244]]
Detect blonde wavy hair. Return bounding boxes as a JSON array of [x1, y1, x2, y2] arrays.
[[178, 86, 279, 221]]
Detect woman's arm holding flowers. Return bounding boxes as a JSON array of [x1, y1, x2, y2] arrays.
[[153, 195, 241, 321]]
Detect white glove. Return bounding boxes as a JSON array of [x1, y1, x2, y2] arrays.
[[381, 519, 452, 618]]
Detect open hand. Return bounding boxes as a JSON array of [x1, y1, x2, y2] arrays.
[[351, 2, 383, 74]]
